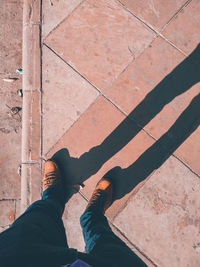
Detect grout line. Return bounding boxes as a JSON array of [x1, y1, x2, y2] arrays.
[[43, 43, 103, 96], [115, 0, 188, 57], [78, 191, 89, 202], [43, 43, 199, 184], [161, 0, 192, 32], [23, 22, 41, 26], [43, 95, 101, 157], [172, 154, 200, 179], [43, 0, 87, 41], [110, 221, 159, 266], [21, 161, 40, 164]]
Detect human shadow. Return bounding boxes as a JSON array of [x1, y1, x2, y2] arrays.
[[51, 44, 200, 201]]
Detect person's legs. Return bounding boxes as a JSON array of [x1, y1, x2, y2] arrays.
[[79, 178, 147, 267], [80, 208, 146, 267], [0, 161, 78, 267]]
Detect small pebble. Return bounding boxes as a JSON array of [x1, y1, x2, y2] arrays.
[[17, 89, 23, 97], [16, 69, 23, 75], [3, 78, 18, 83]]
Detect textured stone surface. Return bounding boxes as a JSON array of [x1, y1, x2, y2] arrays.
[[47, 96, 155, 220], [175, 125, 200, 176], [23, 24, 41, 91], [118, 0, 187, 31], [105, 37, 200, 178], [23, 0, 40, 25], [63, 193, 87, 251], [42, 45, 99, 155], [18, 0, 200, 265], [110, 223, 155, 266], [21, 163, 41, 213], [113, 156, 200, 267], [0, 200, 15, 228], [42, 0, 83, 39], [163, 0, 200, 54], [22, 90, 41, 162], [106, 36, 185, 136], [45, 0, 156, 91], [0, 130, 21, 199]]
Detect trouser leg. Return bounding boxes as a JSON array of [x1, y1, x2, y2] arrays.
[[80, 208, 147, 267], [0, 188, 78, 267]]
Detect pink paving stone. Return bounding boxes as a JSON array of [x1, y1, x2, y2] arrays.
[[110, 224, 155, 266], [20, 163, 42, 212], [22, 90, 41, 162], [15, 199, 21, 220], [118, 0, 186, 31], [47, 96, 155, 220], [63, 193, 87, 251], [42, 0, 83, 39], [113, 156, 200, 267], [106, 37, 200, 139], [0, 200, 15, 227], [0, 130, 21, 199], [163, 0, 200, 55], [42, 45, 99, 155], [175, 125, 200, 176], [45, 0, 156, 92]]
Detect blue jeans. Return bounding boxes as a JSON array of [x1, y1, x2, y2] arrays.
[[0, 188, 146, 267]]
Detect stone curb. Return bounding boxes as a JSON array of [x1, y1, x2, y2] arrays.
[[21, 0, 42, 213]]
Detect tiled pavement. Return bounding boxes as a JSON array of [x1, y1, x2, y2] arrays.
[[24, 0, 200, 266]]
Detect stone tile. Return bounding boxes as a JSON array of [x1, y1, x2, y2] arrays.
[[47, 96, 155, 220], [113, 156, 200, 267], [23, 24, 41, 91], [0, 200, 15, 227], [175, 125, 200, 176], [163, 0, 200, 55], [21, 163, 41, 213], [118, 0, 186, 31], [110, 223, 155, 266], [15, 199, 22, 220], [42, 0, 83, 39], [0, 130, 21, 199], [63, 192, 87, 252], [42, 46, 99, 155], [106, 37, 200, 139], [22, 90, 41, 162], [45, 0, 156, 91]]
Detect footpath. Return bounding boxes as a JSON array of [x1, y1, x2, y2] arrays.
[[21, 1, 200, 266]]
